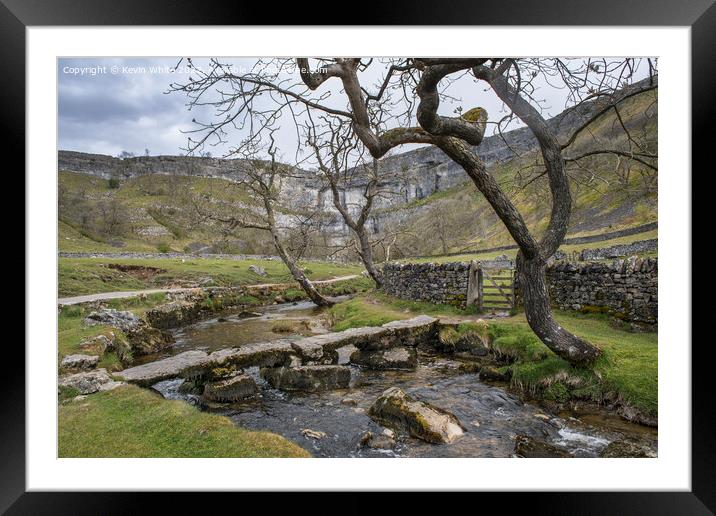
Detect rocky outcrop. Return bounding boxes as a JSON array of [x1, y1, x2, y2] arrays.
[[145, 299, 203, 329], [260, 365, 351, 392], [368, 387, 465, 444], [78, 331, 132, 363], [513, 435, 572, 458], [84, 309, 141, 332], [125, 323, 174, 355], [84, 308, 174, 355], [203, 374, 258, 402], [60, 354, 99, 371], [58, 368, 123, 395], [350, 347, 417, 370]]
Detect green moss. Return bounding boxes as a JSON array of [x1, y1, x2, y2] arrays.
[[461, 107, 488, 123]]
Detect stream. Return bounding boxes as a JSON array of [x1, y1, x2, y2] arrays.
[[148, 301, 657, 458]]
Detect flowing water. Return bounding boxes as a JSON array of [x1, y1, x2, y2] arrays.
[[150, 301, 657, 458]]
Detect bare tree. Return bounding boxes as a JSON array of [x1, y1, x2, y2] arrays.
[[305, 118, 385, 286], [171, 57, 658, 365], [194, 139, 335, 307]]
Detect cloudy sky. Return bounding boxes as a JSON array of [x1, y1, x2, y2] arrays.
[[58, 57, 651, 160]]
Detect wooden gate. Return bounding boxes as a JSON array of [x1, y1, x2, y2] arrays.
[[467, 260, 516, 312]]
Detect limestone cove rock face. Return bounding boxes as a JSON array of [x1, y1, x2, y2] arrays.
[[202, 374, 258, 402], [368, 387, 465, 444], [350, 347, 418, 370], [260, 365, 351, 392]]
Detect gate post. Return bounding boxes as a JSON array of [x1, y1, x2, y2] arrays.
[[467, 260, 483, 310]]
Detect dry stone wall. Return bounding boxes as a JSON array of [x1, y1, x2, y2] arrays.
[[544, 257, 658, 326], [381, 257, 658, 326], [382, 262, 471, 307]]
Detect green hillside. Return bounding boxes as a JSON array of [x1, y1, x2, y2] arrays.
[[379, 89, 657, 258], [58, 89, 657, 259]]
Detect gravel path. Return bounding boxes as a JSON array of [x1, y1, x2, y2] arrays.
[[57, 274, 360, 306]]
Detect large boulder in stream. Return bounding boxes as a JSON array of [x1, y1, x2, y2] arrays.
[[260, 365, 351, 392], [203, 374, 258, 402], [350, 347, 417, 370], [368, 387, 465, 444]]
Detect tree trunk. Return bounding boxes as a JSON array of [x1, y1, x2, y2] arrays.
[[271, 230, 334, 307], [356, 229, 383, 288], [516, 253, 601, 364]]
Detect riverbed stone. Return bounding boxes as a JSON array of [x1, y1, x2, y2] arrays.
[[58, 368, 123, 395], [60, 354, 99, 371], [78, 331, 133, 364], [599, 437, 657, 458], [358, 430, 396, 450], [368, 387, 465, 444], [203, 374, 258, 402], [260, 365, 351, 392], [350, 347, 417, 370], [513, 435, 572, 458]]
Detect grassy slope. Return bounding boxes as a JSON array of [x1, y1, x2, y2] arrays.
[[59, 385, 310, 457], [58, 257, 363, 297], [328, 293, 657, 418], [59, 172, 260, 253], [403, 228, 658, 264], [378, 90, 658, 256]]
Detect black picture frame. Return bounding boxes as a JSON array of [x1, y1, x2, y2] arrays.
[[5, 0, 713, 513]]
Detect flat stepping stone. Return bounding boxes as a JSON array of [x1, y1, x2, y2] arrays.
[[260, 365, 351, 392]]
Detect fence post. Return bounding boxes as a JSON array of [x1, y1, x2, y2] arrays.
[[477, 266, 484, 312]]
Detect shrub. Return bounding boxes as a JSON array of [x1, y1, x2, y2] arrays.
[[108, 178, 121, 189]]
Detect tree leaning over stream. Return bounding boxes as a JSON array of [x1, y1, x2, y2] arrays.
[[171, 57, 657, 365]]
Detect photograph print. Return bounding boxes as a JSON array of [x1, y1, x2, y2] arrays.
[[57, 57, 658, 459]]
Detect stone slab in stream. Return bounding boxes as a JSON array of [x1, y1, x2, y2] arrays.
[[116, 316, 439, 386]]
